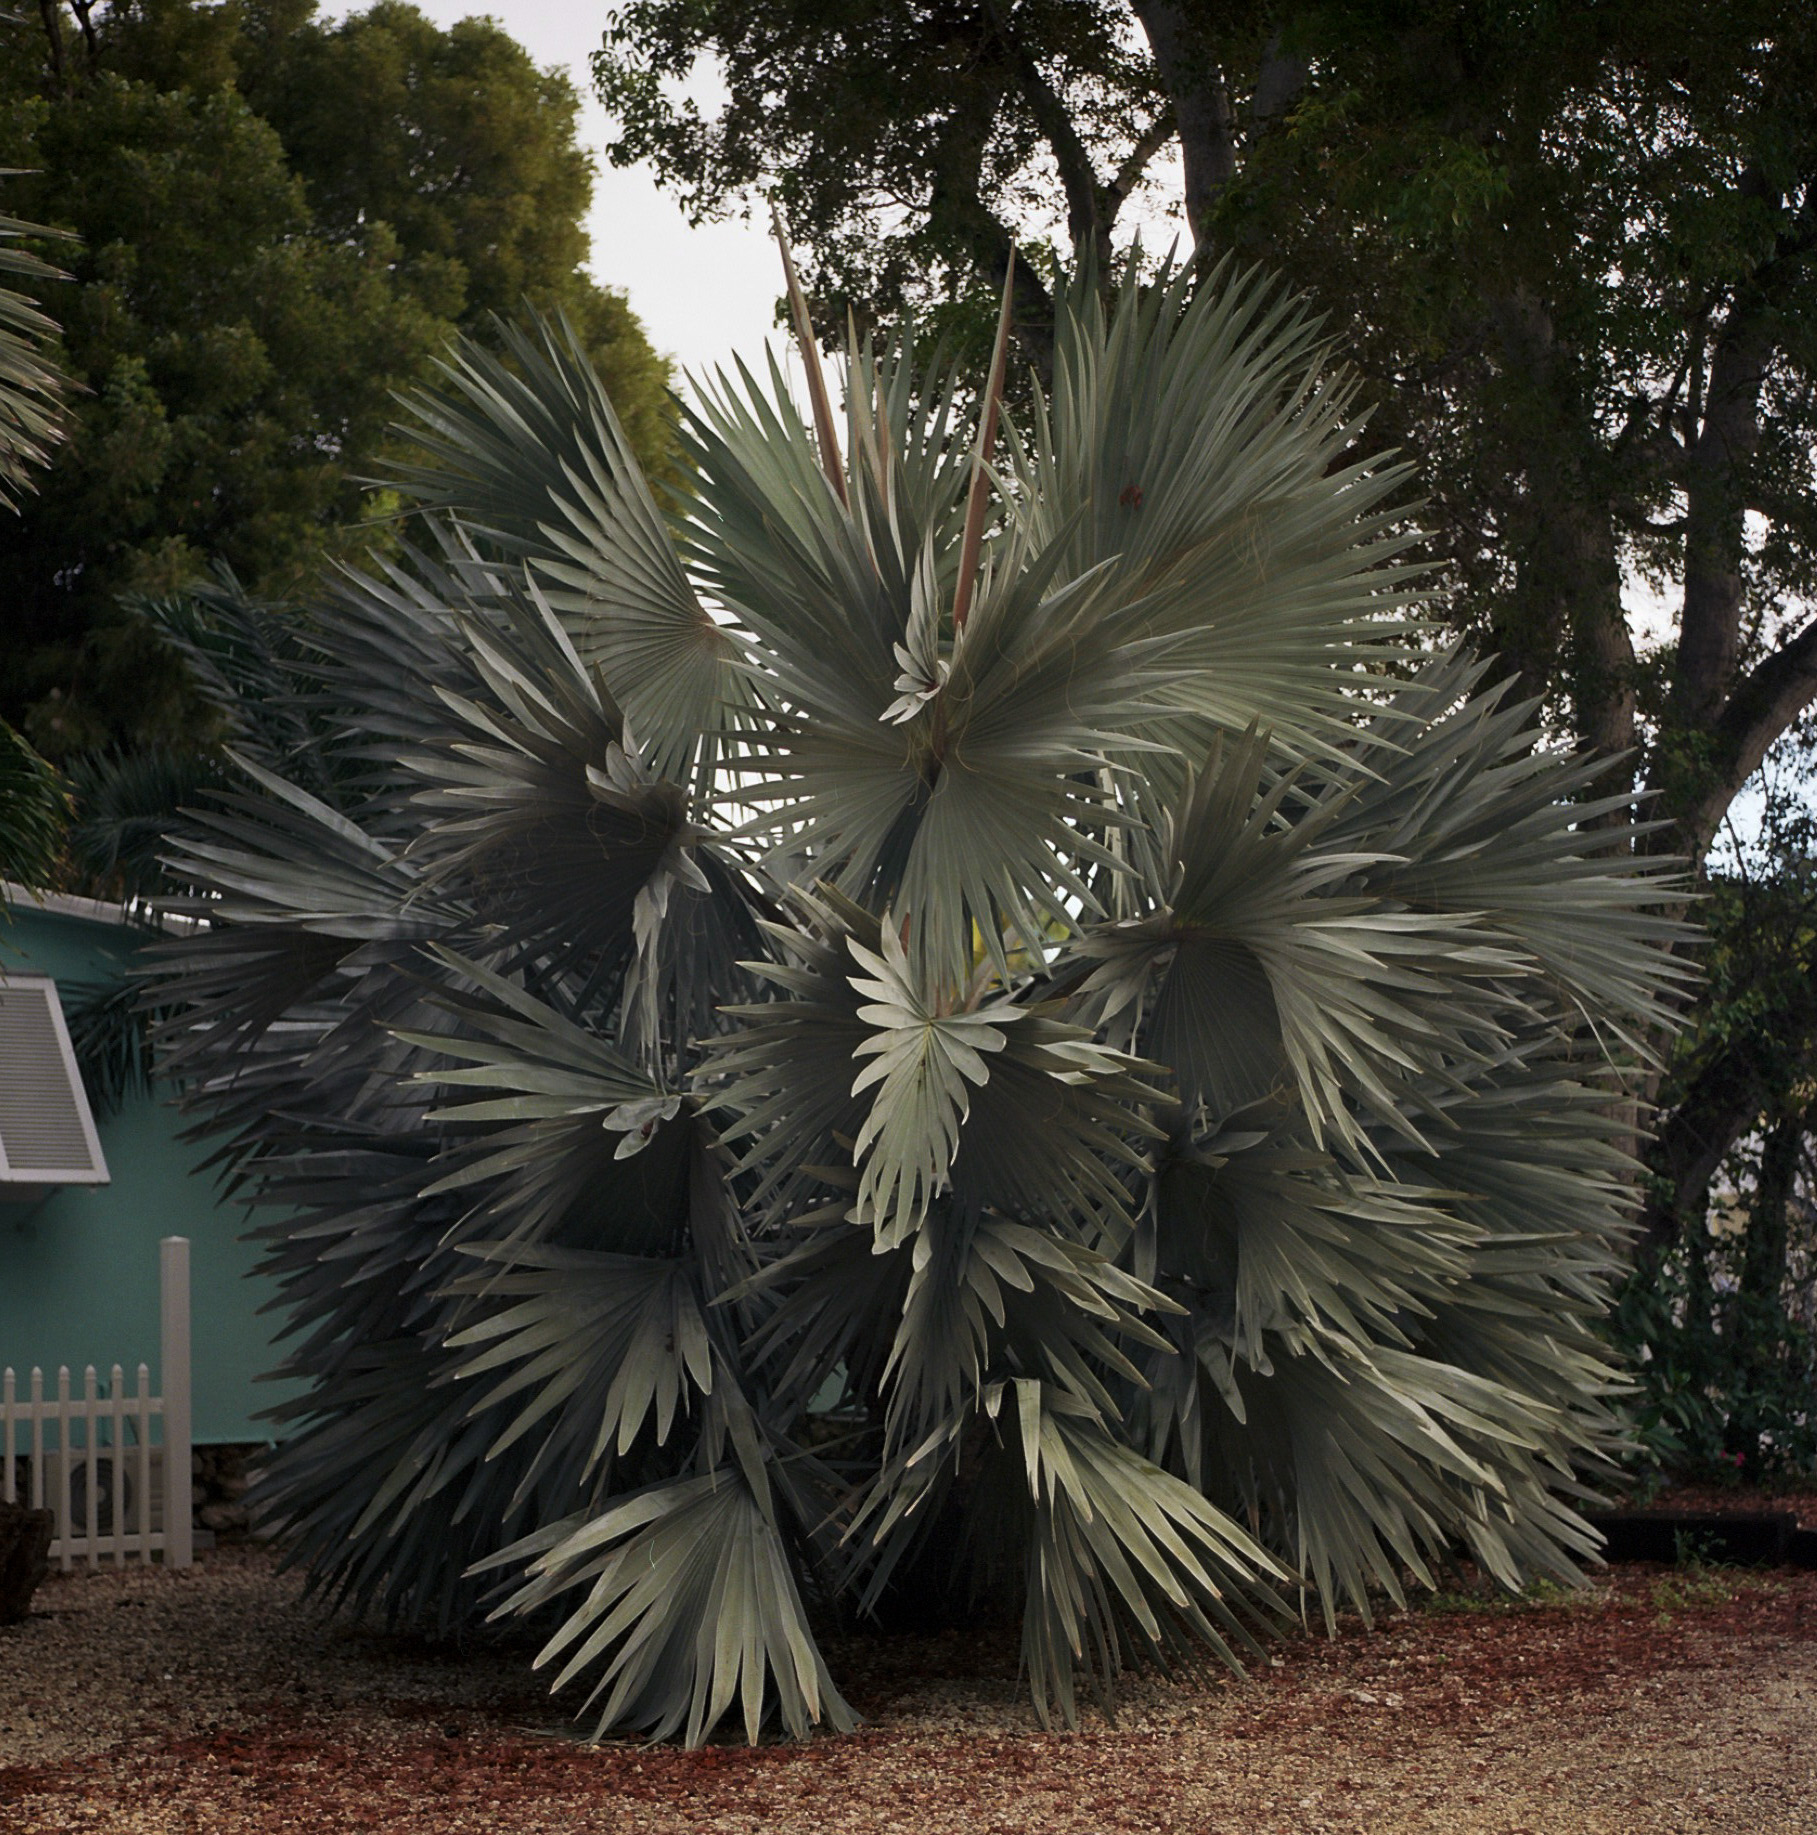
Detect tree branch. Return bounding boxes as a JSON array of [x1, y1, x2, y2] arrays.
[[1671, 293, 1775, 732], [66, 0, 97, 64], [921, 77, 1058, 380], [1637, 868, 1817, 1253], [1674, 615, 1817, 861], [1250, 30, 1307, 128], [984, 0, 1108, 270], [1103, 108, 1176, 221], [1638, 1045, 1764, 1255], [1130, 0, 1235, 250], [36, 0, 65, 87]]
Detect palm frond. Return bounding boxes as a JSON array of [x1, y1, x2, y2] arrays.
[[488, 1464, 856, 1744], [0, 189, 74, 510], [61, 975, 158, 1116], [0, 720, 69, 890], [992, 1381, 1290, 1728], [389, 316, 745, 781], [1006, 261, 1426, 753], [64, 745, 223, 904]]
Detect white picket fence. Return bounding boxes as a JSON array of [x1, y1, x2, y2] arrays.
[[1, 1235, 193, 1569]]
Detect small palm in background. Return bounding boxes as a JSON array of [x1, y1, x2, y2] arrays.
[[152, 262, 1687, 1744]]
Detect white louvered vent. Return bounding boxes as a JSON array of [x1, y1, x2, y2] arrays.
[[0, 974, 109, 1192]]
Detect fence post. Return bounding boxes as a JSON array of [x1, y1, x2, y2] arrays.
[[159, 1236, 193, 1568]]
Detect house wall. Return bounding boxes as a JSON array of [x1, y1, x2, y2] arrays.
[[0, 903, 306, 1443]]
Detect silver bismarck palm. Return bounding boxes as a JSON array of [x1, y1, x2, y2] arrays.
[[154, 254, 1686, 1744]]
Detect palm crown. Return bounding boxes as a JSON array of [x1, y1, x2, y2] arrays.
[[154, 261, 1686, 1745]]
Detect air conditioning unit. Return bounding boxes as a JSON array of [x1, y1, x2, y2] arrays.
[[38, 1447, 167, 1538], [0, 973, 110, 1202]]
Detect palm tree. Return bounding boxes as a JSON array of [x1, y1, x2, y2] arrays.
[[153, 261, 1686, 1744], [0, 180, 70, 513], [0, 183, 73, 889]]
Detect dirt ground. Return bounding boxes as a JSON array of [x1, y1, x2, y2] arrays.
[[2, 1541, 1815, 1834]]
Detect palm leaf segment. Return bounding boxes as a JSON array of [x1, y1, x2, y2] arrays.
[[0, 189, 75, 885], [0, 182, 72, 512], [153, 264, 1688, 1743]]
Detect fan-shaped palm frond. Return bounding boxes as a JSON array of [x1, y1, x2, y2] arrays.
[[0, 720, 69, 891], [61, 745, 224, 905], [388, 316, 746, 783], [151, 261, 1689, 1746], [0, 184, 72, 512], [61, 974, 165, 1116], [0, 191, 75, 888]]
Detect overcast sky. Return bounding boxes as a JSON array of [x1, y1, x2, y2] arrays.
[[381, 1, 786, 387]]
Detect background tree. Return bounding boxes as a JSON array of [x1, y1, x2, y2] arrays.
[[1619, 741, 1817, 1477], [0, 0, 675, 759], [595, 0, 1817, 1471]]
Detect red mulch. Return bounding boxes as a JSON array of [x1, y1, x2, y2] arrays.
[[4, 1564, 1814, 1830]]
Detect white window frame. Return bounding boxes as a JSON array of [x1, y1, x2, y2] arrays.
[[0, 971, 111, 1195]]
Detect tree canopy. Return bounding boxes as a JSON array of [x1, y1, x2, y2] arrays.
[[1, 0, 676, 758], [594, 0, 1817, 1351]]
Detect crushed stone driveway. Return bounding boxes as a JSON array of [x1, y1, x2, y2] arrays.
[[2, 1545, 1815, 1832]]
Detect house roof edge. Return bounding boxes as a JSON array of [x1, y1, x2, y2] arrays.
[[1, 880, 203, 936]]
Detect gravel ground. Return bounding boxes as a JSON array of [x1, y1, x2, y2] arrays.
[[2, 1546, 1815, 1832]]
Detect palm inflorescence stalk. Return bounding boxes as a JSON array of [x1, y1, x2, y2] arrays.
[[151, 265, 1688, 1744]]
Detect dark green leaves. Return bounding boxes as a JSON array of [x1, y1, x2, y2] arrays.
[[0, 720, 68, 890]]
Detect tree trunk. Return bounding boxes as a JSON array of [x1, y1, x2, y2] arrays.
[[1740, 1113, 1796, 1311], [1637, 1048, 1766, 1258], [1130, 0, 1235, 249], [1481, 288, 1636, 766], [1657, 181, 1794, 865], [1671, 187, 1776, 739]]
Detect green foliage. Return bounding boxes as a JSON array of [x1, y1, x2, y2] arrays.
[[237, 1, 674, 470], [151, 278, 1686, 1744], [1613, 1259, 1817, 1481], [1208, 2, 1817, 770], [1612, 770, 1817, 1484], [597, 1, 1817, 815], [595, 0, 1154, 345], [0, 718, 70, 890], [62, 739, 225, 902], [0, 0, 675, 759], [62, 972, 159, 1116]]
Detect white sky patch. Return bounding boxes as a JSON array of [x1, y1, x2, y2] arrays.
[[1625, 572, 1676, 655]]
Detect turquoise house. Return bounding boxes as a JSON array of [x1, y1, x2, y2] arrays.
[[0, 887, 302, 1445]]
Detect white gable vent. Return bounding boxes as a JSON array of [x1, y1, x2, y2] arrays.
[[0, 973, 110, 1199]]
